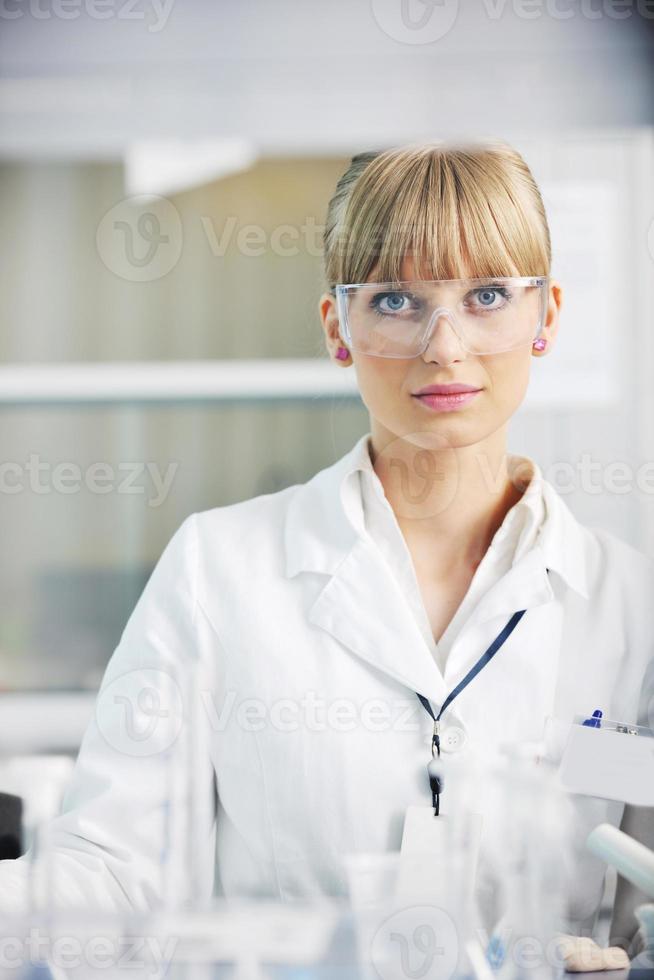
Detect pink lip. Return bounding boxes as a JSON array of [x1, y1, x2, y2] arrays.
[[412, 383, 482, 413], [414, 383, 481, 395]]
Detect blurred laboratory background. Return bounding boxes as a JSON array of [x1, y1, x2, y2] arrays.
[[0, 0, 653, 753]]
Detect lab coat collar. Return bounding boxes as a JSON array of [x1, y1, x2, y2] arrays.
[[285, 432, 590, 599], [284, 433, 448, 701], [537, 478, 591, 600], [460, 456, 591, 625], [283, 433, 370, 579], [283, 433, 589, 697]]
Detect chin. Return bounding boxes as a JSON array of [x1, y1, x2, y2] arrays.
[[396, 409, 499, 451]]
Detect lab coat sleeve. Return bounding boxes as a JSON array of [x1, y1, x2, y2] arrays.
[[0, 513, 217, 916], [609, 653, 654, 956]]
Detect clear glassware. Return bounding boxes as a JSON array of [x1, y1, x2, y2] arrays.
[[475, 744, 578, 980], [344, 808, 479, 980], [0, 750, 75, 919]]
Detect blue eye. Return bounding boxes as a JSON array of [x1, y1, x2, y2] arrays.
[[467, 285, 511, 312], [369, 291, 417, 316]]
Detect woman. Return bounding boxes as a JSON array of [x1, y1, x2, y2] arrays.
[[1, 141, 653, 956]]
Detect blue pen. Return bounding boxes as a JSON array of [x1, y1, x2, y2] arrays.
[[486, 934, 506, 969], [582, 709, 603, 728]]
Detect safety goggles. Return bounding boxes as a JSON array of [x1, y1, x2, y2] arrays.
[[334, 276, 549, 358]]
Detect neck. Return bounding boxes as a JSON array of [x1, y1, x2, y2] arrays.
[[368, 423, 526, 573]]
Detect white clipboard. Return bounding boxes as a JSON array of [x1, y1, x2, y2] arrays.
[[558, 714, 654, 807]]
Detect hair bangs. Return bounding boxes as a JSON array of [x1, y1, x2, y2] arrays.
[[324, 142, 551, 291]]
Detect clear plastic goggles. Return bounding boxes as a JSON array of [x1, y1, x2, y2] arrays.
[[335, 276, 549, 358]]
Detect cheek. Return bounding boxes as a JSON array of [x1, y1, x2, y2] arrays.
[[352, 355, 409, 413], [485, 352, 532, 410]]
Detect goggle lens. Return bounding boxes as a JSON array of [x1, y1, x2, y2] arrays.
[[335, 277, 548, 358]]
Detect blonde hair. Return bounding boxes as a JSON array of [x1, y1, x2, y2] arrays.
[[322, 140, 551, 292]]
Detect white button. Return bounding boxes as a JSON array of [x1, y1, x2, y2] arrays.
[[440, 725, 467, 753]]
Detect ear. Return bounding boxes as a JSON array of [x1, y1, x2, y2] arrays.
[[533, 278, 562, 357], [318, 291, 352, 364]]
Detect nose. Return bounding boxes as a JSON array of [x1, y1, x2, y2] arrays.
[[421, 308, 467, 365]]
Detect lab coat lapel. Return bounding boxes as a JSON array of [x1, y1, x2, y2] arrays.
[[466, 547, 554, 625], [440, 547, 555, 688], [462, 478, 591, 627], [441, 486, 590, 689], [284, 438, 447, 704], [308, 534, 448, 703]]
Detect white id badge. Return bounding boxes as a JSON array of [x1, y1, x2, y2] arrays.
[[558, 715, 654, 806], [396, 806, 483, 905]]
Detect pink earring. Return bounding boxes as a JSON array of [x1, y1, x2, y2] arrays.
[[335, 346, 350, 361], [532, 338, 547, 352]]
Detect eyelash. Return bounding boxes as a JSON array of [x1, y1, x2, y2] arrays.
[[368, 285, 513, 316], [467, 286, 513, 310], [368, 292, 420, 315]]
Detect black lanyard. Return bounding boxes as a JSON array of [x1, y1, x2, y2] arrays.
[[416, 608, 528, 815]]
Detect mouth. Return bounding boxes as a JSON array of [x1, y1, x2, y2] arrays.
[[412, 383, 483, 413]]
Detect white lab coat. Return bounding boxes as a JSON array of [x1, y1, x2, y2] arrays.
[[1, 434, 653, 946]]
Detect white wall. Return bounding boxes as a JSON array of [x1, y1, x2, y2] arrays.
[[0, 0, 652, 157]]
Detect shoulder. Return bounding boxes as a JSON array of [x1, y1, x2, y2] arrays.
[[584, 522, 654, 607], [588, 523, 654, 573], [543, 484, 654, 639], [178, 473, 318, 592], [189, 480, 303, 550], [540, 477, 654, 585], [186, 439, 357, 551]]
